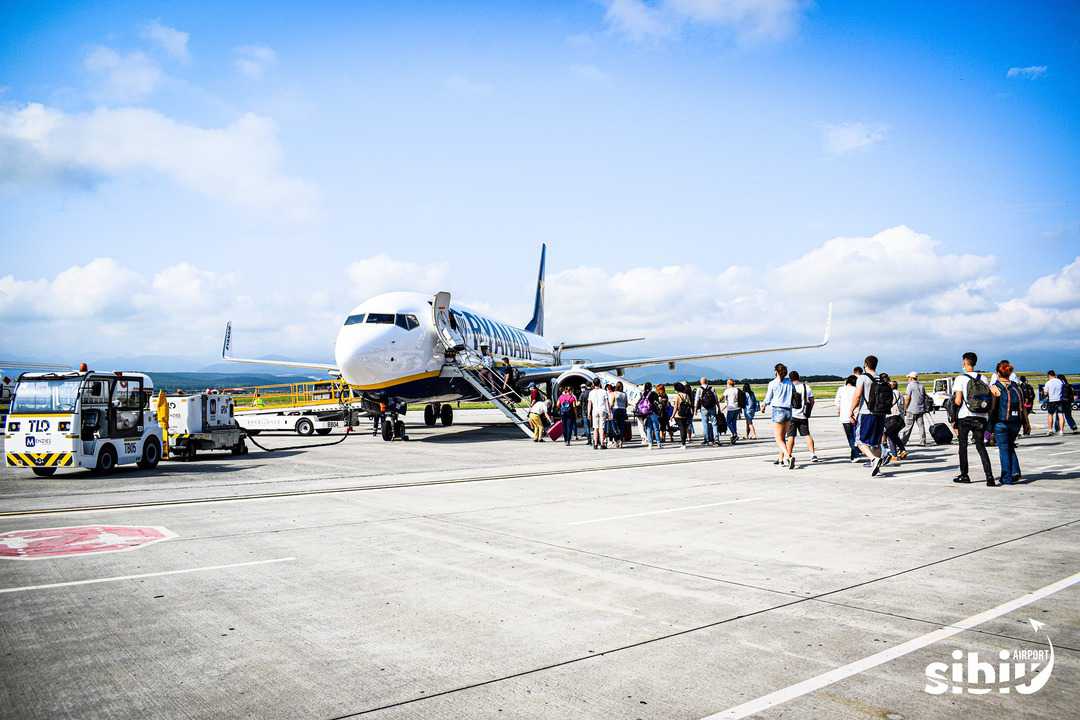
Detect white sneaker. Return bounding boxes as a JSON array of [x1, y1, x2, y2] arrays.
[[810, 455, 820, 463]]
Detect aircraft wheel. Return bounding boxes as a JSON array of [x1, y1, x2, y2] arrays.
[[381, 420, 394, 442], [296, 418, 315, 436], [424, 404, 437, 427], [32, 467, 57, 477], [394, 420, 406, 439], [440, 404, 454, 426]]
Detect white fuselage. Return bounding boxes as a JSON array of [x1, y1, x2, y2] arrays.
[[333, 292, 554, 397]]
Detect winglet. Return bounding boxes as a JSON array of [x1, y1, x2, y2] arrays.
[[222, 321, 233, 359], [524, 244, 546, 336], [822, 303, 833, 346]]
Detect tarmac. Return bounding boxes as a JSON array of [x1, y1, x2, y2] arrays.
[[1, 409, 1077, 719]]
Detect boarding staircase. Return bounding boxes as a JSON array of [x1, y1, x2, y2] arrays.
[[453, 351, 533, 438]]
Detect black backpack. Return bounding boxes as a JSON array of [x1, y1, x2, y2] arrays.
[[1064, 382, 1075, 402], [1021, 383, 1035, 405], [700, 386, 717, 409], [965, 374, 992, 414], [791, 384, 802, 410], [677, 394, 693, 419], [737, 388, 747, 409], [867, 374, 892, 415]]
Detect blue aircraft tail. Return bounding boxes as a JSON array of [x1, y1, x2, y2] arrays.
[[524, 244, 545, 336]]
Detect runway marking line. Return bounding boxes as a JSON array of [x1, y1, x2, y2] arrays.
[[1048, 448, 1080, 456], [702, 569, 1080, 720], [569, 497, 763, 525], [0, 556, 295, 594]]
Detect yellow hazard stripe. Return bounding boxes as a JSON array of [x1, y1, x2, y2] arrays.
[[5, 452, 72, 467]]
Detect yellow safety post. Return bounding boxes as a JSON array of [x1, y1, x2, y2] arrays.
[[156, 389, 170, 459]]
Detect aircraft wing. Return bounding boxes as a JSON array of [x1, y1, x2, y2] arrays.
[[0, 360, 73, 371], [221, 322, 339, 372], [519, 304, 832, 381]]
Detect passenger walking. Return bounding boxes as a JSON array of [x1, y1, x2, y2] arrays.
[[952, 352, 995, 486], [672, 382, 694, 449], [528, 396, 550, 442], [656, 385, 673, 443], [1059, 374, 1078, 433], [741, 382, 759, 439], [901, 371, 930, 446], [990, 360, 1023, 484], [1044, 370, 1065, 435], [849, 355, 889, 476], [882, 378, 907, 463], [587, 378, 611, 449], [641, 382, 662, 448], [556, 386, 577, 446], [1019, 376, 1036, 436], [611, 382, 629, 448], [785, 371, 818, 463], [763, 363, 795, 469], [835, 375, 860, 461], [695, 377, 719, 446], [577, 384, 591, 439], [723, 379, 741, 445]]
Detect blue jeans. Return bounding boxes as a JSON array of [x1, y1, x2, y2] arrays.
[[579, 413, 590, 438], [993, 421, 1021, 483], [699, 408, 717, 443], [726, 409, 741, 440], [644, 413, 660, 444], [842, 422, 858, 459], [561, 412, 575, 445]]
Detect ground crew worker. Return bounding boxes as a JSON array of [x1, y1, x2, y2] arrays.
[[156, 389, 170, 458]]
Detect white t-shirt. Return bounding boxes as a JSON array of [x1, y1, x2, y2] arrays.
[[588, 388, 611, 418], [791, 382, 813, 420], [953, 372, 988, 420], [835, 385, 857, 425], [723, 386, 741, 412], [529, 400, 549, 416], [1045, 377, 1064, 402], [854, 372, 878, 417]]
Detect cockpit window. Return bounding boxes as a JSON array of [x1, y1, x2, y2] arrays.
[[344, 314, 366, 326], [395, 314, 419, 331], [366, 313, 395, 324]]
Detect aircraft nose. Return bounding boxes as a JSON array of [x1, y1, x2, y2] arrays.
[[335, 325, 391, 387]]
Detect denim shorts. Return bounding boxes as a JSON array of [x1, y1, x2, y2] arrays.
[[771, 407, 792, 423]]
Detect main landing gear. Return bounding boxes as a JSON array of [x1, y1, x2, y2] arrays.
[[423, 403, 454, 427]]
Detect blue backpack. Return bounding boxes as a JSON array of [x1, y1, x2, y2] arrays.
[[997, 382, 1023, 423]]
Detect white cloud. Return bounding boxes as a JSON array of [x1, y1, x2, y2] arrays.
[[1007, 65, 1047, 79], [346, 255, 449, 299], [0, 258, 141, 322], [233, 45, 277, 79], [83, 46, 162, 101], [0, 102, 318, 221], [823, 121, 888, 155], [1026, 256, 1080, 308], [443, 75, 494, 98], [141, 20, 190, 62], [604, 0, 806, 42]]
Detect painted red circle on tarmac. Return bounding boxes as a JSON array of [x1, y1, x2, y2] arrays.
[[0, 525, 175, 560]]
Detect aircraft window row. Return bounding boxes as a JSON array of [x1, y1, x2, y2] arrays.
[[344, 314, 366, 325], [344, 313, 418, 330], [366, 313, 395, 324], [396, 314, 419, 331]]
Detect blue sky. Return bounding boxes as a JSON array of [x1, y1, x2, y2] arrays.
[[2, 1, 1078, 373]]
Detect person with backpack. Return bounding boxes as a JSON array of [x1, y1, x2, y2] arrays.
[[1018, 376, 1036, 436], [1059, 374, 1078, 433], [882, 378, 908, 464], [671, 382, 694, 449], [1043, 370, 1065, 435], [901, 371, 930, 446], [763, 362, 796, 469], [952, 351, 995, 486], [741, 382, 758, 439], [655, 384, 673, 443], [722, 378, 742, 445], [835, 375, 861, 461], [695, 377, 719, 446], [990, 360, 1023, 484], [784, 370, 818, 463], [848, 355, 890, 476], [556, 385, 578, 446]]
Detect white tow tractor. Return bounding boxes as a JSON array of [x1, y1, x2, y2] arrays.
[[166, 392, 247, 460], [5, 371, 163, 477]]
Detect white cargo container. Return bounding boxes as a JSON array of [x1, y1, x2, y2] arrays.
[[166, 393, 246, 459]]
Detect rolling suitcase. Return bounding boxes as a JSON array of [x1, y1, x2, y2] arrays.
[[547, 420, 564, 441], [930, 423, 953, 445]]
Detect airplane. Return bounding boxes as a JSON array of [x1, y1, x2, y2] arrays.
[[222, 245, 832, 440]]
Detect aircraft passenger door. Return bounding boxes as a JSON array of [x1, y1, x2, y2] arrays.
[[432, 291, 465, 351]]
